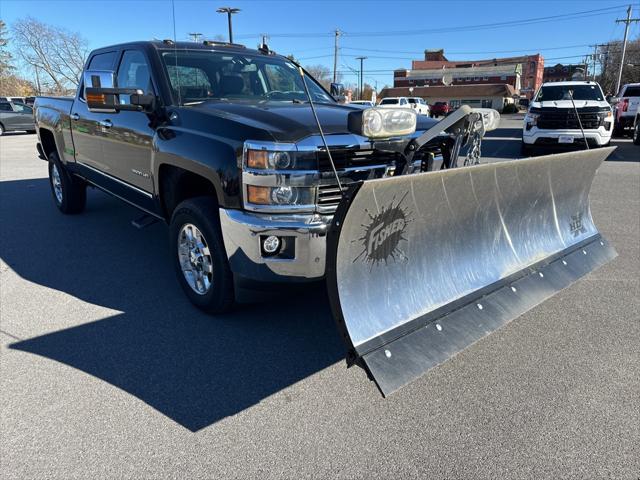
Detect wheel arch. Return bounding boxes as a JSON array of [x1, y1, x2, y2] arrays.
[[157, 164, 221, 220], [39, 128, 58, 159], [153, 129, 242, 220]]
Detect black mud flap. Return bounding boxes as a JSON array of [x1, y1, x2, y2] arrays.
[[326, 148, 618, 396]]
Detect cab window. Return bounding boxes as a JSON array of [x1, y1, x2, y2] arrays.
[[117, 50, 154, 94]]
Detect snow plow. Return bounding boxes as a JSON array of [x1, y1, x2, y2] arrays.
[[325, 117, 617, 395]]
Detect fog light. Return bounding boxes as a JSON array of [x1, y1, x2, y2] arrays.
[[263, 235, 281, 254]]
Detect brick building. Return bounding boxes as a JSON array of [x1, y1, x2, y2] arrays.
[[542, 63, 586, 83], [379, 84, 518, 111], [393, 49, 544, 99]]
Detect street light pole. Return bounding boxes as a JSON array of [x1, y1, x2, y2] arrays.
[[333, 29, 341, 84], [356, 56, 367, 100], [216, 7, 241, 44]]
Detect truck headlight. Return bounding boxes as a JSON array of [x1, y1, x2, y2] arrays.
[[524, 112, 540, 131], [349, 108, 417, 138], [244, 146, 316, 170]]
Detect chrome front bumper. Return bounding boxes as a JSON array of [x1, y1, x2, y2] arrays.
[[219, 208, 332, 282]]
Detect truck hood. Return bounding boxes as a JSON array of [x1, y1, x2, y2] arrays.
[[531, 99, 610, 109], [189, 100, 437, 143]]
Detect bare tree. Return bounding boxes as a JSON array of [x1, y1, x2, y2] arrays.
[[597, 37, 640, 95], [12, 17, 89, 94], [0, 20, 13, 75], [304, 64, 332, 89]]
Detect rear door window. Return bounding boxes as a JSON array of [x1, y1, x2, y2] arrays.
[[622, 86, 640, 97], [88, 51, 117, 70]]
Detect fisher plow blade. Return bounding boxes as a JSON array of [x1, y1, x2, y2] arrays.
[[326, 147, 617, 396]]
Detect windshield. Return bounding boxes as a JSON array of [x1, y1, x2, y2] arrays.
[[380, 98, 398, 105], [161, 50, 334, 105], [535, 84, 604, 102]]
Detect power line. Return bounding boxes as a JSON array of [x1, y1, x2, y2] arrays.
[[340, 44, 594, 56], [236, 4, 628, 40], [343, 5, 627, 38]]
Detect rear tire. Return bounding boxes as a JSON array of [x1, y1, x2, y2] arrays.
[[0, 123, 4, 136], [633, 120, 640, 146], [170, 197, 235, 314], [48, 151, 86, 214]]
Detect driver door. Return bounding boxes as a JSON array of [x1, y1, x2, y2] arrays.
[[100, 48, 156, 194]]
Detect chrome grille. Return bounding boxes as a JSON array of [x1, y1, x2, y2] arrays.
[[317, 184, 349, 214]]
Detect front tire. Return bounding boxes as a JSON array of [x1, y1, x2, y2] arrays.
[[48, 151, 86, 214], [633, 120, 640, 146], [170, 197, 235, 314], [0, 123, 4, 136], [520, 141, 533, 157]]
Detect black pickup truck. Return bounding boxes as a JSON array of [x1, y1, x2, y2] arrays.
[[34, 40, 486, 313]]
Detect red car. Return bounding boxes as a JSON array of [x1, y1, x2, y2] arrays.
[[430, 101, 450, 117]]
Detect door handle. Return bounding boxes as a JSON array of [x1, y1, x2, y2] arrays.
[[70, 113, 79, 121], [99, 120, 113, 129]]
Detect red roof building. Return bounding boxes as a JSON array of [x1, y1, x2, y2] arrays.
[[393, 49, 544, 99]]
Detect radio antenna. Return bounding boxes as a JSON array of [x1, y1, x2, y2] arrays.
[[296, 65, 343, 194], [568, 89, 589, 150], [171, 0, 182, 105]]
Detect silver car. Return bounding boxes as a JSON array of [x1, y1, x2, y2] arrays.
[[0, 101, 36, 135]]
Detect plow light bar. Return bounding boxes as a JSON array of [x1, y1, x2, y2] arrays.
[[473, 108, 501, 132], [349, 108, 417, 138]]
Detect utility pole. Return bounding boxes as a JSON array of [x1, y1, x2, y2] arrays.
[[615, 5, 640, 94], [333, 29, 341, 84], [356, 56, 367, 100], [188, 32, 203, 42], [216, 7, 241, 44], [588, 44, 610, 80]]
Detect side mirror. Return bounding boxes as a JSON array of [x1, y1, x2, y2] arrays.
[[330, 82, 345, 101], [608, 96, 619, 105], [84, 69, 155, 113]]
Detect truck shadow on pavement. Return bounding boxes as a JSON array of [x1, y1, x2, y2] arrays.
[[2, 178, 344, 432]]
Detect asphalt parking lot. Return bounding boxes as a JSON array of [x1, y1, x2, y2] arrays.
[[1, 119, 638, 479]]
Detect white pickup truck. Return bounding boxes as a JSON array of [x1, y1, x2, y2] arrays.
[[613, 83, 640, 137], [379, 97, 430, 116], [522, 81, 613, 155]]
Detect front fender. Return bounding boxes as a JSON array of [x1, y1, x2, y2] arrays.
[[152, 127, 242, 209]]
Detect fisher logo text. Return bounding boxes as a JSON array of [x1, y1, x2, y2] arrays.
[[569, 213, 586, 237], [354, 192, 412, 267]]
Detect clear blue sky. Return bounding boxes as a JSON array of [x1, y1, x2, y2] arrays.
[[1, 0, 637, 88]]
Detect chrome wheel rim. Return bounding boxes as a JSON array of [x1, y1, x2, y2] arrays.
[[51, 164, 63, 204], [178, 223, 213, 295]]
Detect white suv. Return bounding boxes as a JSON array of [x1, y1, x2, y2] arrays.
[[522, 81, 613, 155], [613, 83, 640, 136], [379, 97, 430, 115]]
